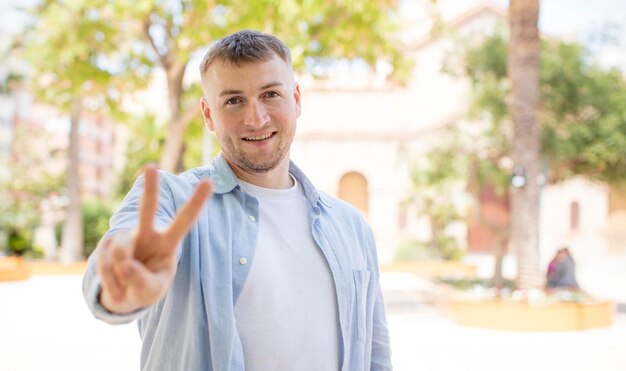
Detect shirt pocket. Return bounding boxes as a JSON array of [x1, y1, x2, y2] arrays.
[[353, 269, 371, 342]]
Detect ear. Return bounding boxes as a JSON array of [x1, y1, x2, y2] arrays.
[[294, 83, 301, 118], [200, 97, 215, 131]]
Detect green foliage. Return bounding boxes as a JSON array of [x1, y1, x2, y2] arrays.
[[0, 72, 23, 95], [115, 111, 219, 198], [182, 119, 221, 170], [181, 83, 218, 170], [14, 0, 150, 261], [401, 136, 470, 260], [442, 32, 513, 196], [19, 0, 409, 175], [113, 0, 410, 168], [81, 199, 113, 257], [435, 277, 516, 290], [115, 113, 165, 199], [123, 0, 407, 78], [7, 228, 31, 255], [52, 199, 113, 257], [0, 125, 65, 256], [461, 32, 626, 184], [21, 0, 141, 111], [395, 237, 464, 261]]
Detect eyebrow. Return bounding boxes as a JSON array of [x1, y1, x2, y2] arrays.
[[218, 82, 284, 97]]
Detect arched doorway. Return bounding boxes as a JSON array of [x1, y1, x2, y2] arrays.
[[338, 172, 369, 217]]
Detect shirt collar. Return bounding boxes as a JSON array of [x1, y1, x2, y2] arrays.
[[208, 153, 331, 208], [207, 153, 239, 194]]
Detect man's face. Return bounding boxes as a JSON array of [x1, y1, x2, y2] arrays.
[[200, 55, 301, 176]]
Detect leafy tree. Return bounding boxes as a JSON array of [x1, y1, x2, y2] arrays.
[[53, 199, 115, 257], [114, 110, 217, 202], [436, 4, 626, 289], [18, 0, 141, 261], [463, 34, 626, 185], [401, 134, 469, 261], [103, 0, 410, 172], [541, 44, 626, 183], [81, 199, 114, 257], [0, 125, 64, 256], [115, 113, 166, 201]]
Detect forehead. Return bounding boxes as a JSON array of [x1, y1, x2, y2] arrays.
[[202, 54, 293, 90]]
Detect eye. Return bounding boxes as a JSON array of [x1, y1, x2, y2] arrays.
[[264, 91, 280, 98], [225, 97, 242, 105]]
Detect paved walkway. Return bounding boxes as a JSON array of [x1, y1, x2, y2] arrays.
[[0, 274, 625, 371]]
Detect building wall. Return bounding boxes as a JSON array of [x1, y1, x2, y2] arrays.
[[293, 3, 613, 265], [7, 94, 119, 256], [608, 185, 626, 254], [539, 178, 609, 266], [292, 4, 507, 262], [13, 99, 118, 200], [76, 115, 116, 199], [291, 137, 407, 262]]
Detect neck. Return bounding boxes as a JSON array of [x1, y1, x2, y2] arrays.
[[228, 159, 293, 189]]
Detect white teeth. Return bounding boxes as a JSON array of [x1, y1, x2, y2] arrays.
[[244, 133, 273, 141]]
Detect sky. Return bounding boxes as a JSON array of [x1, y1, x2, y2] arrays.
[[532, 0, 626, 70], [399, 0, 626, 71]]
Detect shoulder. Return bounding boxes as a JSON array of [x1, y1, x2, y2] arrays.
[[153, 165, 216, 192], [319, 191, 363, 218], [177, 166, 213, 186], [122, 166, 214, 210], [318, 191, 372, 233], [317, 192, 380, 270]]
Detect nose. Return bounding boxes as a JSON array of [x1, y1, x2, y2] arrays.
[[243, 101, 269, 127]]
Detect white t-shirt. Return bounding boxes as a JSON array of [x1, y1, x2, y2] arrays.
[[234, 175, 340, 371]]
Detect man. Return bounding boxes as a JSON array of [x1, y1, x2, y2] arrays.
[[83, 29, 392, 370]]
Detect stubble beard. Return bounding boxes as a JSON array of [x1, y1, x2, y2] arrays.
[[223, 137, 287, 174]]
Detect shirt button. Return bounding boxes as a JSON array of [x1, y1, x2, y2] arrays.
[[239, 257, 248, 265], [248, 215, 256, 222]]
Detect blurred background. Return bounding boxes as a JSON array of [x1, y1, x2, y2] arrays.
[[1, 0, 625, 370]]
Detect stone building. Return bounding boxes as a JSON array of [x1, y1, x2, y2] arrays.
[[291, 1, 623, 270]]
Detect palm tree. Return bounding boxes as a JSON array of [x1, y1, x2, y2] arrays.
[[508, 0, 543, 289]]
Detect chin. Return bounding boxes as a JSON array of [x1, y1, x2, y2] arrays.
[[245, 160, 281, 173], [232, 154, 282, 174]]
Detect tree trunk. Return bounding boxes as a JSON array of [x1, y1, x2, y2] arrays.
[[59, 97, 83, 262], [159, 60, 188, 173], [142, 20, 201, 174], [508, 0, 543, 290], [467, 162, 510, 290], [159, 103, 201, 173], [492, 230, 508, 289]]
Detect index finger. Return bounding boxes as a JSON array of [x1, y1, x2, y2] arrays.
[[164, 180, 213, 244], [137, 165, 159, 237]]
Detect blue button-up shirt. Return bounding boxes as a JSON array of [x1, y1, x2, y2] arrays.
[[83, 154, 392, 370]]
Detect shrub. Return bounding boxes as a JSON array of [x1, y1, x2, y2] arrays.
[[8, 227, 31, 255], [81, 200, 113, 258], [395, 237, 465, 261]]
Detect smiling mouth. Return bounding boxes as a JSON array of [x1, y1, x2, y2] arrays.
[[243, 132, 275, 141]]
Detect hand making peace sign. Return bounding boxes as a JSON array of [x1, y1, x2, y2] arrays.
[[97, 165, 213, 314]]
